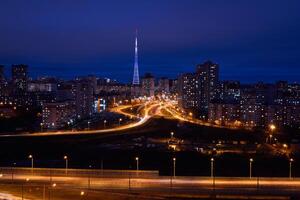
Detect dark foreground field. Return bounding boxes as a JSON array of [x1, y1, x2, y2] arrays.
[[0, 117, 299, 177]]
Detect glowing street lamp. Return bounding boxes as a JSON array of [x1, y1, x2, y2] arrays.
[[40, 123, 43, 132], [170, 131, 174, 139], [269, 124, 276, 132], [64, 155, 68, 173], [28, 155, 33, 170], [135, 157, 139, 171], [87, 121, 91, 130], [103, 120, 107, 128], [210, 158, 214, 178], [119, 118, 122, 126], [173, 157, 176, 177], [249, 158, 254, 179], [267, 124, 276, 143], [268, 134, 273, 144], [289, 158, 294, 179]]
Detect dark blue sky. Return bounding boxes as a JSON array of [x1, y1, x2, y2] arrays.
[[0, 0, 300, 83]]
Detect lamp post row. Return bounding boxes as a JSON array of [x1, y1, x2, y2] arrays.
[[25, 155, 295, 178]]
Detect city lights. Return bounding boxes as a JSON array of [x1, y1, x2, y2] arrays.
[[0, 1, 299, 199]]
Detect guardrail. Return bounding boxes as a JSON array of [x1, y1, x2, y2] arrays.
[[0, 167, 159, 178]]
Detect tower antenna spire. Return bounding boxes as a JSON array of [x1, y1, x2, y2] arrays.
[[132, 29, 140, 85]]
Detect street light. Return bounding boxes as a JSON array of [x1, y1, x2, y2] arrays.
[[249, 158, 253, 179], [119, 118, 122, 126], [87, 121, 91, 130], [28, 154, 33, 168], [170, 131, 174, 139], [289, 158, 294, 179], [40, 123, 43, 132], [269, 134, 273, 144], [28, 155, 33, 170], [269, 124, 276, 132], [210, 158, 214, 178], [268, 124, 276, 144], [64, 155, 68, 174], [173, 157, 176, 177], [135, 157, 139, 171], [103, 120, 107, 128]]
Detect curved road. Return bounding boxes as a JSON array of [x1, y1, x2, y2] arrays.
[[0, 102, 161, 137]]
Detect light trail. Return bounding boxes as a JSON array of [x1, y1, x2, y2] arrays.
[[0, 102, 161, 137], [0, 98, 249, 138], [162, 100, 237, 129], [1, 168, 300, 190]]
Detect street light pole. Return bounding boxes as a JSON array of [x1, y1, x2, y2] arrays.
[[173, 157, 176, 177], [64, 156, 68, 174], [87, 121, 90, 130], [210, 158, 214, 178], [40, 123, 43, 132], [88, 165, 92, 190], [289, 158, 294, 179], [170, 131, 174, 139], [28, 155, 33, 171], [249, 158, 253, 179], [103, 120, 107, 128], [135, 157, 139, 171], [119, 118, 122, 126], [268, 124, 276, 144]]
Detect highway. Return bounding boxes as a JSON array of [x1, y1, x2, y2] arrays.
[[0, 101, 161, 138], [162, 101, 239, 129], [0, 98, 246, 138], [0, 168, 299, 199]]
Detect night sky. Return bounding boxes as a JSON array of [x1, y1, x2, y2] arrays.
[[0, 0, 300, 83]]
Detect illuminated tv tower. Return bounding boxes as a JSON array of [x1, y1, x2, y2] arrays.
[[132, 30, 140, 85]]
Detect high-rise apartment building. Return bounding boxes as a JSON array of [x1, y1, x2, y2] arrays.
[[178, 60, 219, 118], [196, 61, 219, 115], [12, 64, 28, 92], [157, 77, 170, 95], [141, 73, 155, 97], [75, 79, 94, 118]]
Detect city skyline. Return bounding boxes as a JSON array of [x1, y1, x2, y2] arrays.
[[0, 1, 300, 83], [1, 1, 300, 199]]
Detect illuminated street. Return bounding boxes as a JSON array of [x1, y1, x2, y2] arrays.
[[0, 168, 300, 199], [0, 99, 209, 138], [0, 101, 161, 137], [0, 1, 300, 199]]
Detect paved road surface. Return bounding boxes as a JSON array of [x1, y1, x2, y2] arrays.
[[0, 168, 299, 195]]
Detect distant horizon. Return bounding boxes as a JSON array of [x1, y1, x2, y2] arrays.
[[1, 62, 300, 84]]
